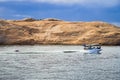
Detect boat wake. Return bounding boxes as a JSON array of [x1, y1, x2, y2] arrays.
[[0, 50, 102, 54]]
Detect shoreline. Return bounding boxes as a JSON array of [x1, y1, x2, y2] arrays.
[[0, 44, 120, 46]]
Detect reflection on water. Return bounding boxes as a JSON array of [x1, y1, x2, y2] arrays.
[[0, 45, 120, 80]]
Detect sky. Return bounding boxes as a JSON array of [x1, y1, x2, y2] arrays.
[[0, 0, 120, 26]]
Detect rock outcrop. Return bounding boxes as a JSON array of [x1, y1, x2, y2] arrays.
[[0, 18, 120, 45]]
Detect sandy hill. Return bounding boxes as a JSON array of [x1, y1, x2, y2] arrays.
[[0, 18, 120, 45]]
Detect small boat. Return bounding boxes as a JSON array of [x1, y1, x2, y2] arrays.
[[83, 44, 102, 54], [15, 50, 19, 52]]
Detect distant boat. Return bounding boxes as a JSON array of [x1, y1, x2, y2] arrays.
[[15, 50, 19, 52], [83, 44, 102, 54]]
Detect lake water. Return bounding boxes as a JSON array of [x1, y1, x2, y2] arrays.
[[0, 45, 120, 80]]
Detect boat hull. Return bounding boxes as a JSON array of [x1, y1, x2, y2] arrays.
[[84, 49, 102, 54]]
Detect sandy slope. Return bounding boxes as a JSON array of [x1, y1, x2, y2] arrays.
[[0, 18, 120, 45]]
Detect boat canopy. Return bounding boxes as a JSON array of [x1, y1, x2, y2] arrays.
[[84, 44, 101, 46]]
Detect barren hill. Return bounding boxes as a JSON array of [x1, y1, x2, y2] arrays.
[[0, 18, 120, 45]]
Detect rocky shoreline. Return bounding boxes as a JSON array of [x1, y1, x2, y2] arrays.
[[0, 18, 120, 45]]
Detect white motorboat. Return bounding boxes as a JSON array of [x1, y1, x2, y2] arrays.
[[83, 44, 102, 54]]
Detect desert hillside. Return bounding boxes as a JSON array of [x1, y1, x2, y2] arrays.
[[0, 18, 120, 45]]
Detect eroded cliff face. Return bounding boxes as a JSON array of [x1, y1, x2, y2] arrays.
[[0, 18, 120, 45]]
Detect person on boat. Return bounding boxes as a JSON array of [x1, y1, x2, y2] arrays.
[[89, 45, 92, 49], [83, 44, 86, 49], [83, 44, 86, 47], [97, 46, 101, 49]]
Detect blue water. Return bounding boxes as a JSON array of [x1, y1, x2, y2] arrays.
[[0, 45, 120, 80]]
